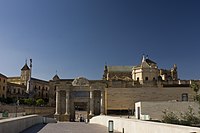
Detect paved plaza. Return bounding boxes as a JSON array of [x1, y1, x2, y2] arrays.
[[21, 122, 119, 133]]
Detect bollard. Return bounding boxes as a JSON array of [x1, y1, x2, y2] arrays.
[[43, 117, 46, 124], [108, 120, 114, 133], [85, 119, 88, 124]]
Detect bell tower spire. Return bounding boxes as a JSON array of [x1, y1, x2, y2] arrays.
[[21, 59, 30, 86]]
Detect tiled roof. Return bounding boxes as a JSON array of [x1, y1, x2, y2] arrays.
[[145, 59, 157, 65], [31, 77, 49, 84], [0, 73, 7, 78], [21, 64, 30, 70], [108, 66, 133, 72]]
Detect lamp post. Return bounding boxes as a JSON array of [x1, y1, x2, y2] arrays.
[[15, 98, 19, 117]]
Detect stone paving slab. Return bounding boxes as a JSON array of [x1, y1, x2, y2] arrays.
[[21, 122, 120, 133]]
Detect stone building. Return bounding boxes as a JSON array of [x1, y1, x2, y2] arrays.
[[0, 73, 7, 98], [7, 82, 26, 99], [7, 61, 50, 103], [0, 56, 197, 122], [51, 77, 106, 121], [52, 55, 195, 121], [104, 55, 178, 85], [103, 65, 133, 81]]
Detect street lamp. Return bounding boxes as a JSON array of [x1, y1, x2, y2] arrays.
[[15, 99, 19, 117]]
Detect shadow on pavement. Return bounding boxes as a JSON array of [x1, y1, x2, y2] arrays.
[[20, 123, 47, 133]]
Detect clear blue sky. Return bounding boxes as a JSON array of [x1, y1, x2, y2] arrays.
[[0, 0, 200, 80]]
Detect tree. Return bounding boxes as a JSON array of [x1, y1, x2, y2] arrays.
[[162, 110, 180, 124], [162, 107, 200, 126], [180, 106, 199, 126], [36, 99, 45, 106], [24, 98, 33, 106], [191, 82, 199, 101]]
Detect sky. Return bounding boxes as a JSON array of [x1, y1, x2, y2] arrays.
[[0, 0, 200, 80]]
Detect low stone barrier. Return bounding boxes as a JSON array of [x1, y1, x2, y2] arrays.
[[0, 115, 43, 133], [90, 115, 200, 133], [24, 106, 55, 116]]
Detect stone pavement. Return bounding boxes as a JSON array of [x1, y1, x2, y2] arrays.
[[21, 122, 120, 133]]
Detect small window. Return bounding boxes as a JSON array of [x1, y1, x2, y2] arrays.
[[137, 77, 139, 81], [145, 77, 148, 81], [0, 78, 1, 81], [153, 77, 156, 80], [3, 79, 5, 83], [3, 86, 5, 91], [182, 93, 188, 101]]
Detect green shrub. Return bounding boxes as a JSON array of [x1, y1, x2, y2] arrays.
[[180, 106, 200, 126], [24, 98, 34, 106], [162, 110, 180, 124], [36, 99, 45, 106]]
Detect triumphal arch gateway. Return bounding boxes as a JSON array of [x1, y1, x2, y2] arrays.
[[54, 77, 106, 121]]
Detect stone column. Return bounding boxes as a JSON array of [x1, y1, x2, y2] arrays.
[[100, 90, 105, 115], [65, 91, 70, 115], [55, 90, 60, 115], [89, 90, 94, 115]]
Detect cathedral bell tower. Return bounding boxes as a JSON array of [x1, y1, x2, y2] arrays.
[[20, 59, 31, 86]]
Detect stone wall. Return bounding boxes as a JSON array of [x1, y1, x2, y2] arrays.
[[90, 115, 200, 133], [106, 87, 194, 112], [0, 104, 25, 113], [24, 107, 55, 116], [0, 115, 43, 133], [135, 101, 200, 120], [0, 104, 55, 117]]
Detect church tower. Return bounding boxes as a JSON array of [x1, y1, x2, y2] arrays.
[[103, 63, 108, 80], [171, 64, 178, 80], [20, 60, 31, 86]]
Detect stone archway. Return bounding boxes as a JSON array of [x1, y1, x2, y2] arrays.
[[54, 77, 106, 122]]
